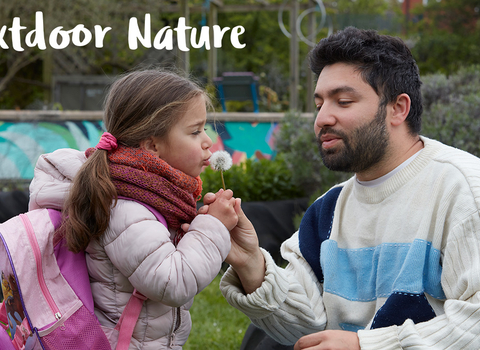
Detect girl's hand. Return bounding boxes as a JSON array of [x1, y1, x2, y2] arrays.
[[206, 189, 238, 231], [195, 190, 266, 294], [180, 191, 217, 233]]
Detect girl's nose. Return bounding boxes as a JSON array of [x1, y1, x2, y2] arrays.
[[203, 132, 213, 149]]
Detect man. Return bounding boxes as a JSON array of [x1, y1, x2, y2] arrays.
[[205, 27, 480, 349]]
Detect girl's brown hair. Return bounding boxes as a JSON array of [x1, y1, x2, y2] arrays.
[[63, 69, 208, 253]]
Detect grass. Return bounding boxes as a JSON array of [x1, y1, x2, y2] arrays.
[[184, 273, 251, 350]]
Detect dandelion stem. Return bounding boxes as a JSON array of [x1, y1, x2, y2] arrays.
[[220, 171, 226, 190]]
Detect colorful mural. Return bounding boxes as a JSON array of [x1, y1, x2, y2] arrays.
[[0, 120, 279, 180]]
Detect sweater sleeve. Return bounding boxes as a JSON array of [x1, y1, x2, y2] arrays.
[[220, 232, 327, 345], [358, 212, 480, 349], [104, 200, 231, 307]]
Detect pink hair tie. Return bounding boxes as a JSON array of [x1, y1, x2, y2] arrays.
[[96, 132, 118, 151]]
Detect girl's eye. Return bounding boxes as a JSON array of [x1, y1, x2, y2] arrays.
[[339, 100, 352, 106], [315, 104, 322, 111], [192, 128, 207, 136]]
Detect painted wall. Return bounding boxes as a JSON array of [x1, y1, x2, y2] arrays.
[[0, 120, 279, 179]]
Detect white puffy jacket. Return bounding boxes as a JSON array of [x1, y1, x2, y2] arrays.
[[28, 148, 231, 349]]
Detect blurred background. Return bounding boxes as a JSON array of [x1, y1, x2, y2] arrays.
[[1, 0, 478, 186], [1, 1, 479, 349]]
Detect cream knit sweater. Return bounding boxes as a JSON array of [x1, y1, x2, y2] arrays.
[[220, 137, 480, 349]]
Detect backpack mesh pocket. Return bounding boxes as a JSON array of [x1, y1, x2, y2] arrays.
[[41, 305, 111, 350]]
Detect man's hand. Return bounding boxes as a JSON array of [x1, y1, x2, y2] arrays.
[[225, 197, 266, 294], [294, 330, 360, 350], [197, 190, 266, 294]]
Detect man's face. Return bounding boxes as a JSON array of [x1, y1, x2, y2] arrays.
[[313, 63, 390, 173]]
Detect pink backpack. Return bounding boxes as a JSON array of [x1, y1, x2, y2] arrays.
[[0, 200, 167, 350]]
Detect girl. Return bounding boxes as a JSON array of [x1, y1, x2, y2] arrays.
[[28, 69, 237, 349]]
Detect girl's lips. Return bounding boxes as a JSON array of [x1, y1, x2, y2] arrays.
[[203, 159, 210, 166]]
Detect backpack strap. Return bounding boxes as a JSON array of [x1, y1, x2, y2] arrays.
[[114, 289, 148, 350], [114, 196, 168, 350]]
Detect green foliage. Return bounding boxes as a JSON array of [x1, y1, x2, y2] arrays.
[[0, 179, 31, 192], [1, 0, 409, 110], [274, 111, 350, 195], [201, 154, 305, 202], [412, 31, 480, 75], [211, 10, 297, 107], [421, 65, 480, 157], [410, 0, 480, 75], [334, 0, 389, 14], [0, 60, 45, 109], [184, 274, 250, 350]]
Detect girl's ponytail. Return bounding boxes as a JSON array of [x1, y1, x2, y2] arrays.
[[63, 148, 117, 253]]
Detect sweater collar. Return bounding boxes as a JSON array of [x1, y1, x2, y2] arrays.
[[351, 136, 441, 204]]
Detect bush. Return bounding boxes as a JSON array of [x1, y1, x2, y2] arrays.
[[201, 154, 305, 202], [421, 65, 480, 157], [412, 32, 480, 76], [274, 111, 351, 196]]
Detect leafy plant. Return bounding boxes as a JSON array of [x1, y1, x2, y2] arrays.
[[421, 65, 480, 157], [410, 0, 480, 75], [274, 111, 350, 195], [201, 154, 305, 202]]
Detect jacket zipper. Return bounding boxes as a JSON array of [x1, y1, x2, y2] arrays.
[[20, 214, 62, 320], [169, 307, 181, 347]]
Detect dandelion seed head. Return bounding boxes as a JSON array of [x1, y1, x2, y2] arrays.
[[210, 150, 233, 171]]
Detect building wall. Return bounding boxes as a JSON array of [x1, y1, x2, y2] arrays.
[[0, 119, 280, 179]]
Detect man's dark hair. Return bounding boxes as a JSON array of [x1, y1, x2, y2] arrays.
[[309, 27, 422, 134]]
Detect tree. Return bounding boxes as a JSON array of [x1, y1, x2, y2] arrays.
[[0, 0, 172, 109], [410, 0, 480, 75]]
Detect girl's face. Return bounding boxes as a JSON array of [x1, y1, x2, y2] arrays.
[[145, 95, 213, 177]]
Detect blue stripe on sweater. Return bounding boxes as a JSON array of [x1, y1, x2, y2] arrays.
[[299, 186, 444, 329], [299, 187, 343, 282], [321, 239, 445, 301]]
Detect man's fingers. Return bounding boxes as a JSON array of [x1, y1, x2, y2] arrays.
[[234, 198, 244, 216], [294, 334, 321, 350]]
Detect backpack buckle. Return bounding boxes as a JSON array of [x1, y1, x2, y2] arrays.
[[132, 289, 147, 301]]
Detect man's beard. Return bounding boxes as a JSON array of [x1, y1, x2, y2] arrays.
[[316, 104, 389, 173]]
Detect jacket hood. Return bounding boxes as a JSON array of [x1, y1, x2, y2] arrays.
[[29, 148, 86, 211]]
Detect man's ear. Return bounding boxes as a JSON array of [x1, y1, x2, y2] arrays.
[[140, 136, 162, 157], [390, 93, 411, 127]]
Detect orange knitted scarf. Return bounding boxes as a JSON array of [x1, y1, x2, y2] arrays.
[[85, 146, 202, 236]]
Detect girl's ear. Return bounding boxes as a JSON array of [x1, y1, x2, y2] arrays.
[[390, 93, 411, 127], [140, 136, 162, 157]]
